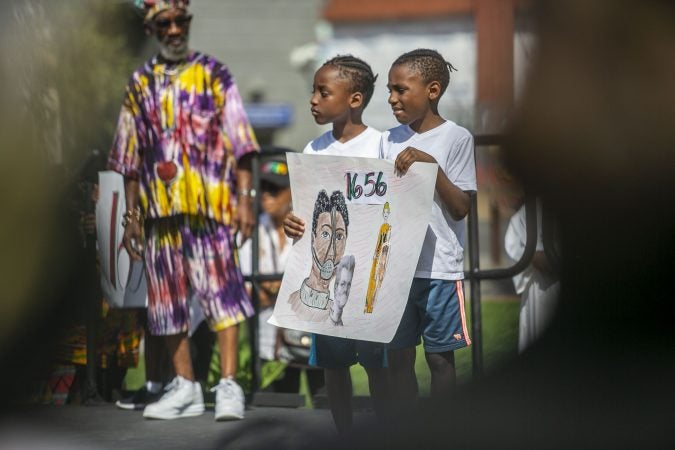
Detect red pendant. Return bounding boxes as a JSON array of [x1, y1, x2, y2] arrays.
[[155, 161, 178, 184]]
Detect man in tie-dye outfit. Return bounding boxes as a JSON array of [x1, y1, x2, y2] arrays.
[[108, 0, 257, 420]]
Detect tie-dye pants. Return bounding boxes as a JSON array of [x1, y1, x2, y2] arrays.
[[144, 215, 253, 336]]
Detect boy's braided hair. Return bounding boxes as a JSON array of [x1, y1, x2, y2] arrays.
[[323, 55, 378, 108], [393, 48, 457, 96]]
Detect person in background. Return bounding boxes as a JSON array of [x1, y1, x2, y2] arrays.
[[504, 199, 560, 353], [40, 169, 143, 406], [115, 315, 173, 410], [238, 149, 325, 398], [108, 0, 258, 420]]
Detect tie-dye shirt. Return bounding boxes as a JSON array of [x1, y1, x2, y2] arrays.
[[108, 51, 259, 224]]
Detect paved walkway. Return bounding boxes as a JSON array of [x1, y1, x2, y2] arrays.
[[1, 404, 355, 449]]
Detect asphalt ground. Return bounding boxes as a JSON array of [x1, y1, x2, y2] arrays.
[[0, 404, 363, 449]]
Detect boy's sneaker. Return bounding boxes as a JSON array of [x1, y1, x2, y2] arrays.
[[115, 386, 163, 411], [212, 378, 245, 421], [143, 376, 205, 420]]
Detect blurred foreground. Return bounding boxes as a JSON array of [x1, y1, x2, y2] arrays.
[[1, 0, 675, 448]]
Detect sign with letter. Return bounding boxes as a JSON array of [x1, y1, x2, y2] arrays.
[[269, 153, 436, 343], [96, 171, 148, 309]]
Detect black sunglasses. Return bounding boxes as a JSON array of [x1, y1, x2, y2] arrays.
[[154, 14, 192, 30]]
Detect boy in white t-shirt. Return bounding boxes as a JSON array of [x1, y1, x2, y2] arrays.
[[380, 49, 476, 411], [283, 55, 388, 432]]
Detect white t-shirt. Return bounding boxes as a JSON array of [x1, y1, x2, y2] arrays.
[[380, 121, 476, 280], [302, 126, 381, 158]]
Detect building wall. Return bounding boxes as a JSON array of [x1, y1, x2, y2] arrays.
[[188, 0, 327, 151], [186, 1, 534, 147], [320, 18, 476, 133]]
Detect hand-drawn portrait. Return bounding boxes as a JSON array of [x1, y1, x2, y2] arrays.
[[270, 154, 438, 341], [288, 189, 351, 323], [365, 202, 391, 314]]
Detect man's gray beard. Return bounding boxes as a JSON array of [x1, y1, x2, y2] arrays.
[[159, 41, 189, 62]]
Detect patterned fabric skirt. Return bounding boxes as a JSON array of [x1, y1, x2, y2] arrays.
[[144, 215, 253, 335]]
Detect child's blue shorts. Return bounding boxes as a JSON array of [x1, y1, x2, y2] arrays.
[[389, 278, 471, 353], [309, 335, 387, 369]]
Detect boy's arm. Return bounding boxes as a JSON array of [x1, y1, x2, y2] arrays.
[[435, 168, 471, 220], [394, 146, 471, 221]]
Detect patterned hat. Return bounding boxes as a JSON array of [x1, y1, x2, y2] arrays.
[[260, 150, 290, 188], [134, 0, 190, 23]]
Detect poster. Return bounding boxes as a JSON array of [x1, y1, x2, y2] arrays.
[[96, 171, 148, 309], [269, 153, 437, 343]]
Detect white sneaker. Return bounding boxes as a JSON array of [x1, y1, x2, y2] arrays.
[[143, 376, 205, 420], [212, 378, 245, 421]]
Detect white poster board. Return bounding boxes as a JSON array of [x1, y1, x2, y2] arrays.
[[96, 171, 148, 309], [269, 154, 437, 343]]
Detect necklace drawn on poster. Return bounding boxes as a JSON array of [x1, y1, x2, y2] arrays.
[[288, 190, 355, 325], [365, 202, 392, 314]]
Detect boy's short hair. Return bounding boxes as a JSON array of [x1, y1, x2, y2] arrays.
[[392, 48, 457, 96], [323, 55, 378, 108]]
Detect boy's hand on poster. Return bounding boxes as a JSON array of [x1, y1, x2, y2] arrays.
[[395, 146, 437, 176], [283, 212, 305, 239]]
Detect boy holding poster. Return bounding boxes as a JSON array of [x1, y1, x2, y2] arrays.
[[283, 55, 389, 432], [380, 49, 476, 411]]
